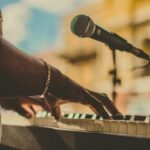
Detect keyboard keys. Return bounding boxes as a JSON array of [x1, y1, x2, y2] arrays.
[[33, 111, 150, 138]]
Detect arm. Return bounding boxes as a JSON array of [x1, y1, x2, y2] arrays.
[[0, 36, 46, 96], [0, 36, 122, 119]]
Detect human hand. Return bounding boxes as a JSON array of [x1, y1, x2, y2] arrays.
[[0, 96, 46, 118], [45, 66, 122, 120]]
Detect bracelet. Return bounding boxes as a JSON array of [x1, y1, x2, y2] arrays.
[[40, 59, 51, 96]]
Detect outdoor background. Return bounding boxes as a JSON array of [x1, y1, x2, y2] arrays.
[[1, 0, 150, 115]]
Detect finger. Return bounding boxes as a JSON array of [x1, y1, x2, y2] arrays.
[[15, 107, 32, 118], [85, 90, 110, 119], [17, 97, 45, 114], [51, 103, 61, 120], [88, 90, 122, 116], [21, 104, 35, 117], [28, 96, 51, 112], [42, 98, 51, 112], [45, 94, 61, 120], [15, 107, 26, 116], [30, 104, 44, 114]]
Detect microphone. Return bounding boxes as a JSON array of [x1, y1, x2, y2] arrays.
[[71, 14, 150, 61]]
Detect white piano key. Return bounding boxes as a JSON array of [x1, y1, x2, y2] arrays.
[[130, 116, 135, 122], [95, 120, 103, 125], [32, 118, 38, 126], [67, 118, 75, 130], [145, 116, 150, 123], [74, 113, 80, 119], [47, 112, 51, 117], [147, 123, 150, 137], [103, 120, 111, 133], [58, 117, 70, 129], [42, 118, 49, 127], [118, 121, 128, 135], [94, 120, 103, 132], [99, 117, 103, 120], [36, 111, 43, 118], [35, 111, 49, 126], [41, 111, 48, 118], [87, 120, 95, 132], [68, 113, 74, 119], [73, 119, 81, 130], [91, 114, 97, 120], [127, 122, 137, 136], [137, 122, 147, 137], [110, 120, 119, 134], [34, 115, 47, 126], [80, 114, 86, 119], [80, 119, 88, 131], [34, 118, 44, 126]]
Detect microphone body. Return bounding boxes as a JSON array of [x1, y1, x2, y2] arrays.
[[92, 25, 132, 51], [71, 15, 150, 61]]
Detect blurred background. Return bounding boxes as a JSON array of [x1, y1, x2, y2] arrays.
[[0, 0, 150, 115]]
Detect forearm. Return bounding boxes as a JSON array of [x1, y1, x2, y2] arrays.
[[0, 37, 47, 96]]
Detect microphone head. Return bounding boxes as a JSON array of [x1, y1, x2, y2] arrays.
[[70, 14, 95, 37]]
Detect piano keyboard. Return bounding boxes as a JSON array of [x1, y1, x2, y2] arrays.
[[2, 111, 150, 139]]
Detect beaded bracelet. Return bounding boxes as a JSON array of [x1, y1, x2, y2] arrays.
[[40, 59, 51, 96]]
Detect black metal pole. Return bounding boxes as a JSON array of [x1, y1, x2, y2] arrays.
[[109, 48, 121, 103]]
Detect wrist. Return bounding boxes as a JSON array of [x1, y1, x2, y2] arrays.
[[39, 59, 66, 98], [47, 65, 66, 97], [40, 59, 51, 96]]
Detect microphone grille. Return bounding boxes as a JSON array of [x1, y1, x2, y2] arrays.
[[70, 14, 95, 37]]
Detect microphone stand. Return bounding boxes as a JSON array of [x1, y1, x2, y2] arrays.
[[109, 47, 121, 103], [108, 46, 149, 103]]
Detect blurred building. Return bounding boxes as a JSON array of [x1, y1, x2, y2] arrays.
[[39, 0, 150, 114], [61, 0, 150, 114]]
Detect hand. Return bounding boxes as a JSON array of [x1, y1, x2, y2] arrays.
[[45, 66, 122, 120], [0, 96, 46, 118]]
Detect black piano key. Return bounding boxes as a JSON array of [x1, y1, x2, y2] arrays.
[[134, 115, 146, 121], [96, 115, 102, 120], [124, 115, 132, 120], [78, 113, 82, 118], [85, 114, 93, 119], [63, 114, 69, 118], [112, 114, 124, 120]]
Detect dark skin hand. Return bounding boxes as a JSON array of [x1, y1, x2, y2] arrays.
[[45, 66, 122, 120], [0, 36, 122, 120], [45, 90, 121, 120], [0, 96, 47, 118], [0, 93, 121, 120]]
